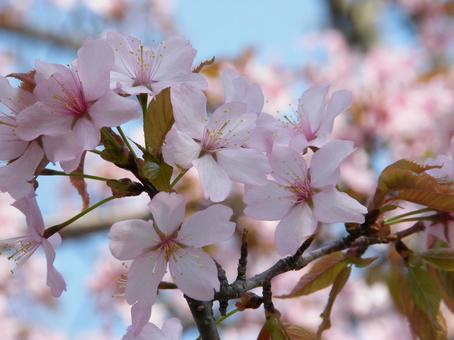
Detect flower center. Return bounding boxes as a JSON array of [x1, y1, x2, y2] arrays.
[[50, 71, 88, 117], [291, 177, 313, 204]]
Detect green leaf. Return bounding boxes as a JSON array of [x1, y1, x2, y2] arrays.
[[421, 248, 454, 271], [438, 270, 454, 299], [277, 252, 347, 298], [144, 87, 174, 155], [316, 266, 351, 338], [106, 178, 144, 198], [137, 158, 173, 192], [258, 315, 289, 340], [407, 266, 441, 319], [281, 323, 315, 340]]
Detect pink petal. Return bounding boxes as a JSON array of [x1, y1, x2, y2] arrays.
[[109, 219, 161, 260], [76, 38, 113, 101], [244, 182, 295, 220], [89, 90, 140, 128], [312, 188, 367, 224], [310, 140, 354, 188], [298, 85, 329, 133], [16, 102, 72, 140], [171, 84, 207, 139], [35, 60, 68, 80], [0, 76, 35, 113], [193, 154, 232, 202], [275, 204, 317, 256], [320, 89, 352, 134], [0, 123, 28, 160], [125, 251, 167, 306], [162, 127, 201, 169], [124, 322, 165, 340], [129, 303, 153, 338], [151, 72, 207, 96], [269, 146, 308, 186], [42, 238, 67, 297], [106, 32, 136, 78], [216, 148, 270, 185], [149, 192, 186, 235], [169, 247, 219, 300], [178, 204, 235, 247], [152, 37, 197, 81], [289, 133, 309, 154], [12, 193, 45, 240], [161, 318, 183, 340], [0, 141, 44, 200], [247, 113, 279, 153]]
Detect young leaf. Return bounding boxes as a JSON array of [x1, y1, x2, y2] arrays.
[[407, 266, 441, 319], [316, 266, 351, 339], [281, 323, 315, 340], [106, 178, 144, 198], [346, 256, 378, 268], [143, 87, 174, 156], [421, 248, 454, 271], [277, 252, 347, 298], [136, 158, 173, 192]]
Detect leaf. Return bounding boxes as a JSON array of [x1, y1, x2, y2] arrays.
[[277, 252, 347, 298], [371, 159, 454, 212], [144, 87, 174, 155], [421, 248, 454, 271], [346, 256, 378, 268], [257, 314, 288, 340], [193, 56, 215, 73], [136, 157, 173, 192], [281, 324, 315, 340], [398, 273, 447, 340], [407, 266, 441, 319], [316, 266, 351, 339], [69, 153, 89, 211], [438, 270, 454, 299], [427, 267, 454, 313]]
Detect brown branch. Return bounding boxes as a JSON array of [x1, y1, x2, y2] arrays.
[[186, 298, 220, 340]]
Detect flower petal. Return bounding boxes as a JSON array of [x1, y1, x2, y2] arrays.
[[0, 123, 28, 161], [109, 219, 161, 260], [161, 318, 183, 340], [216, 148, 270, 185], [275, 204, 317, 256], [125, 251, 167, 306], [310, 140, 354, 188], [123, 322, 164, 340], [42, 238, 67, 297], [128, 303, 153, 338], [193, 154, 232, 202], [178, 204, 235, 247], [269, 146, 308, 186], [12, 193, 45, 240], [298, 85, 329, 133], [76, 38, 113, 101], [312, 188, 367, 224], [171, 84, 207, 139], [149, 192, 186, 235], [169, 247, 219, 300], [244, 182, 294, 220], [0, 76, 35, 113], [162, 127, 201, 169], [89, 90, 140, 128], [320, 89, 352, 134]]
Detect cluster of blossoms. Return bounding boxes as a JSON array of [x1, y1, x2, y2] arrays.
[[0, 32, 369, 338]]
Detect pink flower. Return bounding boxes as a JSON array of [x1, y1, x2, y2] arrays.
[[288, 85, 352, 151], [0, 76, 45, 199], [108, 192, 235, 335], [15, 38, 140, 172], [106, 32, 206, 96], [162, 85, 271, 202], [0, 194, 66, 297], [244, 141, 367, 255], [123, 318, 182, 340]]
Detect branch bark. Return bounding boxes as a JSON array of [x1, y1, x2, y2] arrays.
[[186, 298, 220, 340]]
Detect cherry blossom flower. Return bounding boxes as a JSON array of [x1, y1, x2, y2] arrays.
[[0, 76, 45, 199], [123, 318, 182, 340], [15, 38, 140, 172], [106, 32, 206, 96], [162, 85, 271, 202], [0, 194, 66, 297], [108, 192, 235, 335], [288, 85, 352, 152], [244, 141, 367, 255]]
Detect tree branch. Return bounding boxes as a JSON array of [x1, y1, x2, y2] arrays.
[[186, 298, 220, 340]]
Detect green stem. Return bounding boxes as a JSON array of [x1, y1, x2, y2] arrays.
[[384, 215, 438, 226], [43, 196, 116, 238], [137, 93, 148, 114], [101, 128, 122, 149], [117, 126, 137, 159], [170, 169, 188, 189], [384, 207, 434, 224], [41, 169, 110, 182], [196, 308, 239, 340]]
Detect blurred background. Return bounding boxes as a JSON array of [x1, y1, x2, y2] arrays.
[[1, 0, 454, 339]]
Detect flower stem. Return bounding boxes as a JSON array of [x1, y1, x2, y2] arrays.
[[170, 169, 188, 189], [43, 196, 116, 238], [41, 169, 110, 182], [116, 126, 137, 159]]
